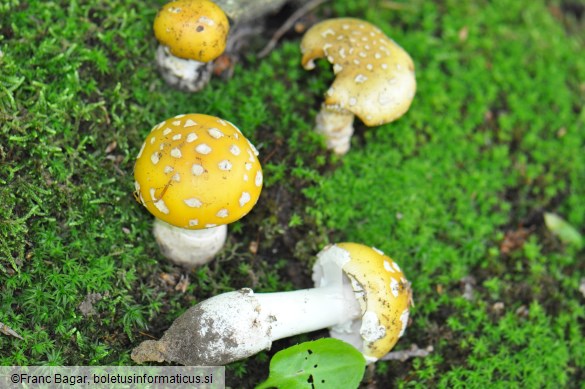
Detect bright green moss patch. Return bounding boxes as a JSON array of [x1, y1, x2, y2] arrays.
[[1, 0, 584, 387], [307, 0, 584, 386]]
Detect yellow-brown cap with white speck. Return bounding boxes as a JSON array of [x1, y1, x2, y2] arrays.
[[153, 0, 229, 62], [335, 242, 412, 361], [301, 18, 416, 126], [134, 114, 262, 229]]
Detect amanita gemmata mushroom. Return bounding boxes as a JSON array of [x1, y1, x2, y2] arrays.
[[133, 113, 263, 267], [131, 242, 412, 365], [153, 0, 230, 92], [301, 18, 416, 154], [153, 0, 304, 92]]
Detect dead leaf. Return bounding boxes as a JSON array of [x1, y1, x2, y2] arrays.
[[544, 212, 583, 248], [500, 226, 531, 254], [458, 26, 469, 42], [175, 274, 190, 293], [0, 322, 23, 340], [159, 272, 177, 287], [105, 140, 117, 154]]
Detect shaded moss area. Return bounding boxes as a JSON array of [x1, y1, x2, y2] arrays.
[[1, 0, 584, 387]]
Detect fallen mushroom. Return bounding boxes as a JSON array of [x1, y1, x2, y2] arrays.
[[131, 242, 412, 365], [301, 18, 416, 154], [153, 0, 230, 92], [133, 113, 263, 267]]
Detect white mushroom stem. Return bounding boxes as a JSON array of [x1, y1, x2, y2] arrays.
[[254, 281, 361, 340], [155, 45, 213, 93], [315, 105, 355, 155], [152, 219, 227, 268], [131, 282, 361, 366]]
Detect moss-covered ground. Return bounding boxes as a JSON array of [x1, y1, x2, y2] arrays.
[[1, 0, 584, 387]]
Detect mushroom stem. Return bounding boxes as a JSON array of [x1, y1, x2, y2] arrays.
[[131, 283, 361, 366], [155, 45, 213, 93], [254, 282, 361, 340], [315, 105, 355, 155], [152, 219, 227, 268]]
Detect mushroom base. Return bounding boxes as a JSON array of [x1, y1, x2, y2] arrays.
[[155, 45, 213, 93], [152, 219, 227, 268], [131, 289, 272, 366], [131, 283, 361, 366], [315, 106, 355, 155]]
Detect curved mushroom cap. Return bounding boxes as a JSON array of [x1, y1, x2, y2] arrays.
[[301, 18, 416, 126], [313, 242, 412, 362], [134, 114, 263, 229], [153, 0, 229, 62]]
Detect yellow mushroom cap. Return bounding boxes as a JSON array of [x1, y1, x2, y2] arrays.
[[301, 18, 416, 126], [153, 0, 229, 62], [134, 114, 263, 229], [319, 242, 412, 361]]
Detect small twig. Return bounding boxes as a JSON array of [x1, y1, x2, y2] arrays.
[[261, 146, 280, 164], [257, 0, 330, 58], [138, 331, 157, 340], [380, 344, 433, 361], [0, 322, 23, 340]]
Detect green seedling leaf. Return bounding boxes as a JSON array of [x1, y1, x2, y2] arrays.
[[256, 338, 366, 389], [544, 213, 583, 249]]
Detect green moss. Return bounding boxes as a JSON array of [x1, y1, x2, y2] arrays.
[[1, 0, 584, 387], [306, 0, 584, 386]]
